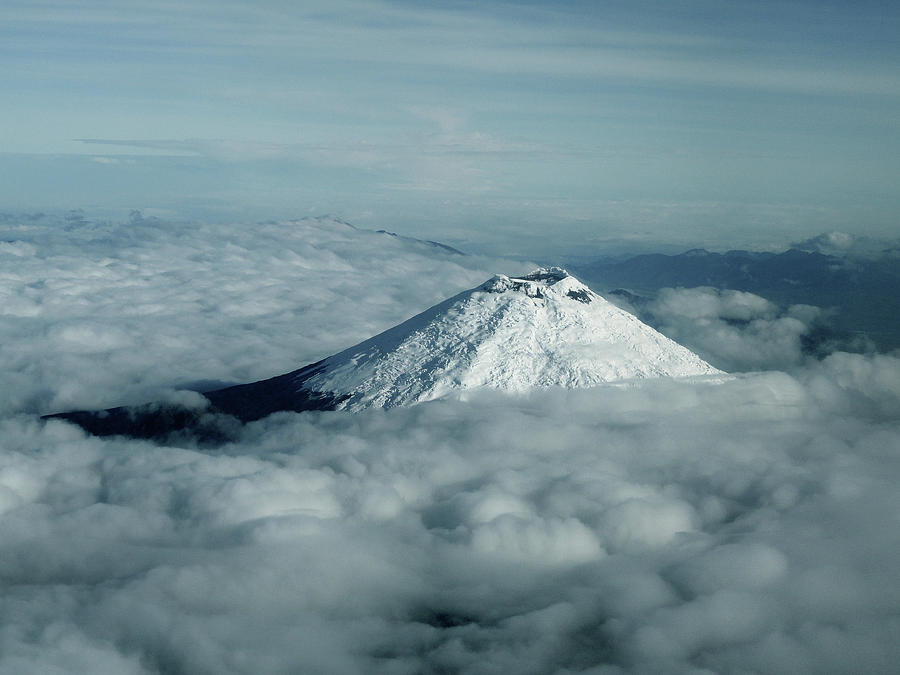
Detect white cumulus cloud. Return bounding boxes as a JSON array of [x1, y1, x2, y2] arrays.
[[1, 212, 899, 673], [646, 286, 826, 371]]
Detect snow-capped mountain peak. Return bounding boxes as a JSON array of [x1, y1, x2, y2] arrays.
[[480, 267, 594, 301], [293, 267, 722, 409], [49, 268, 722, 440]]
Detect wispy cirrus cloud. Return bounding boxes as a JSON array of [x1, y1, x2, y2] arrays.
[[5, 0, 897, 96], [3, 0, 899, 250]]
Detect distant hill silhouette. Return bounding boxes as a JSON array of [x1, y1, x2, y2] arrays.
[[571, 248, 900, 350]]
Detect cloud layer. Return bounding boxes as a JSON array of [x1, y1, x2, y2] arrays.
[[3, 358, 900, 674], [0, 213, 527, 416], [2, 213, 899, 673]]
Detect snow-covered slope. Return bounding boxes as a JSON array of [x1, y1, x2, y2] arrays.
[[49, 268, 722, 440], [293, 268, 722, 409]]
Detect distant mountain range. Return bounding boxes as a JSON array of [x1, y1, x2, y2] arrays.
[[47, 269, 721, 442], [570, 248, 900, 351]]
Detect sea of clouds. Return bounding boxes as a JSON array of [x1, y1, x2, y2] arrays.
[[0, 212, 525, 416], [2, 213, 899, 674]]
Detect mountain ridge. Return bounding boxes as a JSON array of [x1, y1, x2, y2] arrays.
[[46, 268, 722, 442]]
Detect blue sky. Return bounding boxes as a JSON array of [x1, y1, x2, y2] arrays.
[[1, 0, 898, 254]]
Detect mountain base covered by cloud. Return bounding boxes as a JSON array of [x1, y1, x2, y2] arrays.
[[2, 212, 899, 673], [3, 359, 900, 674]]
